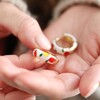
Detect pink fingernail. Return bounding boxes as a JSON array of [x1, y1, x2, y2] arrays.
[[85, 83, 99, 98], [25, 96, 36, 100], [35, 35, 51, 50]]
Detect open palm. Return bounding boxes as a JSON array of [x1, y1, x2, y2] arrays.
[[44, 5, 100, 98]]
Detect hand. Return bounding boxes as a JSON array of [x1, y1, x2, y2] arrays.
[[0, 5, 85, 100], [0, 88, 36, 100], [0, 4, 100, 100], [0, 2, 51, 50], [44, 5, 100, 98], [0, 53, 80, 100], [0, 2, 51, 99]]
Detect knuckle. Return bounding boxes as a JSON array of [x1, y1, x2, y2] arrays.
[[0, 3, 16, 17], [17, 16, 38, 37]]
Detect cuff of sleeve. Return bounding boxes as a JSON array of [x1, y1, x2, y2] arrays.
[[0, 0, 27, 12], [53, 0, 100, 19]]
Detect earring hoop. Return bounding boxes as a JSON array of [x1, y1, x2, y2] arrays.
[[52, 33, 78, 56], [33, 49, 58, 64]]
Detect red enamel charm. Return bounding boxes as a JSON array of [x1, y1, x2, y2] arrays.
[[64, 52, 70, 56], [48, 57, 56, 63], [33, 49, 37, 57]]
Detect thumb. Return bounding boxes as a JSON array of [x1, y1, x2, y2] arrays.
[[0, 3, 51, 50], [79, 65, 100, 98]]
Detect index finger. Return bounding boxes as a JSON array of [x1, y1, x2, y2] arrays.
[[0, 3, 51, 50]]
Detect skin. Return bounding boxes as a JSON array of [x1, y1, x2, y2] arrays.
[[45, 4, 100, 99], [0, 2, 100, 100], [0, 3, 51, 50], [0, 2, 50, 100]]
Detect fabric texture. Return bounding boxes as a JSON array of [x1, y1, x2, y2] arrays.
[[1, 0, 100, 20], [1, 0, 100, 14], [0, 0, 27, 12], [53, 0, 100, 19]]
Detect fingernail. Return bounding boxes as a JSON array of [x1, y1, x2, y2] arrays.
[[35, 35, 51, 50], [25, 96, 36, 100], [85, 83, 99, 98], [63, 88, 80, 98]]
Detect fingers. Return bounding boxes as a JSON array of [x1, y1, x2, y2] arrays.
[[0, 56, 80, 99], [12, 71, 80, 99], [47, 55, 66, 73], [0, 90, 36, 100], [0, 3, 51, 50], [48, 53, 89, 76], [79, 64, 100, 98], [4, 51, 45, 69], [64, 53, 89, 76], [5, 90, 36, 100], [0, 56, 22, 86], [0, 52, 46, 93], [0, 55, 50, 92]]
